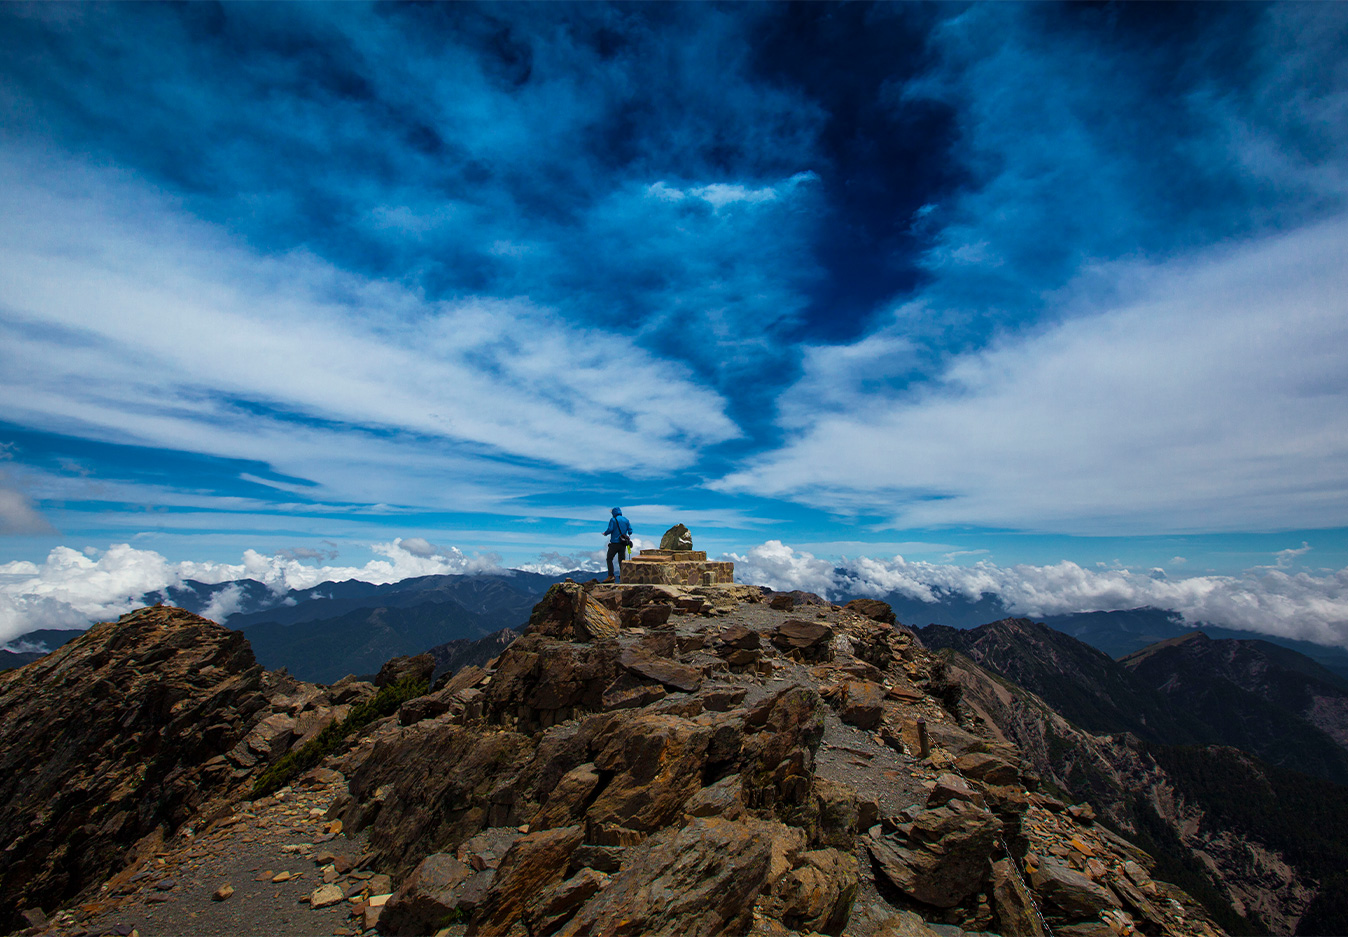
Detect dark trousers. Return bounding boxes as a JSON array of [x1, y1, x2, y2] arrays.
[[606, 542, 625, 579]]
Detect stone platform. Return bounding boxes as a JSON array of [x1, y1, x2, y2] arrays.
[[621, 548, 734, 587]]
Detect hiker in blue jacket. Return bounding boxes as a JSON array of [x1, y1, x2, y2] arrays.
[[603, 507, 633, 582]]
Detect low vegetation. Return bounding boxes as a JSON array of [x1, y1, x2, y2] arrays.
[[251, 676, 429, 798]]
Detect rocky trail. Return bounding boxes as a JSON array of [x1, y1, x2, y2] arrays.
[[39, 774, 376, 937], [3, 579, 1225, 937]]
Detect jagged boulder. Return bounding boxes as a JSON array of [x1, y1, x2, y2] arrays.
[[1030, 855, 1121, 922], [556, 818, 809, 936], [526, 582, 620, 641], [659, 524, 694, 551], [846, 598, 898, 625], [867, 800, 1004, 908], [741, 685, 827, 823], [837, 679, 886, 729], [376, 653, 435, 688], [480, 633, 624, 730], [470, 825, 585, 935], [341, 721, 538, 874], [992, 858, 1048, 936], [766, 590, 828, 611], [771, 619, 835, 661], [378, 853, 481, 936]]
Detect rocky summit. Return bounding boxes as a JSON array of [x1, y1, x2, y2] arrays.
[[1, 585, 1224, 937]]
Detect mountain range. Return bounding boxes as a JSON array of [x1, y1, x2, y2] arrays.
[[10, 571, 1348, 684], [839, 583, 1348, 681]]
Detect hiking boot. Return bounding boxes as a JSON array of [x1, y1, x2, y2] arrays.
[[603, 576, 615, 583]]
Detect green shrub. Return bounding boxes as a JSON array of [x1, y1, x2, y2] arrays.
[[251, 676, 428, 798]]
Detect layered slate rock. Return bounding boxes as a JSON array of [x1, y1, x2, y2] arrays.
[[0, 608, 278, 928], [325, 586, 1225, 937]]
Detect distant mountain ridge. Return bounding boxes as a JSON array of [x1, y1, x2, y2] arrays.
[[837, 581, 1348, 680], [922, 619, 1348, 784], [3, 569, 594, 679], [922, 617, 1348, 934], [216, 570, 588, 682]]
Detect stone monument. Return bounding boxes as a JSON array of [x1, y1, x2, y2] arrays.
[[621, 524, 734, 586]]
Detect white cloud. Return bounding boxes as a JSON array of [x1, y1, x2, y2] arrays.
[[1274, 542, 1312, 568], [7, 536, 1348, 650], [0, 484, 56, 535], [726, 540, 1348, 649], [517, 550, 607, 577], [0, 538, 502, 643], [645, 173, 815, 211], [723, 540, 838, 595], [721, 216, 1348, 534], [0, 154, 740, 509], [200, 582, 247, 622]]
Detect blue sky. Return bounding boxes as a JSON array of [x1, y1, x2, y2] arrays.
[[3, 3, 1348, 643]]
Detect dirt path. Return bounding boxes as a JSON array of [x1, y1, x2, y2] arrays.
[[42, 775, 387, 937]]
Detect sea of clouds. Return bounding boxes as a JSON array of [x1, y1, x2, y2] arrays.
[[731, 541, 1348, 648], [5, 538, 1348, 650]]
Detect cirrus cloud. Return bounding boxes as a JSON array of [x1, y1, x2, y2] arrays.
[[721, 215, 1348, 534]]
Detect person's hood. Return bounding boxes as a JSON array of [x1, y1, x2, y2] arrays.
[[611, 507, 622, 516]]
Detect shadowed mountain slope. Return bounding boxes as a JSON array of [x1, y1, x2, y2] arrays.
[[1122, 631, 1348, 774], [925, 619, 1348, 934], [922, 619, 1348, 785]]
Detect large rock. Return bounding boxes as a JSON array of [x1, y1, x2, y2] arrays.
[[526, 583, 620, 642], [838, 679, 885, 730], [531, 763, 603, 830], [759, 847, 860, 933], [469, 825, 584, 935], [381, 856, 480, 937], [555, 818, 800, 936], [741, 685, 826, 824], [480, 633, 624, 730], [343, 721, 537, 875], [0, 606, 275, 931], [524, 866, 607, 934], [586, 713, 713, 844], [618, 646, 703, 693], [376, 653, 435, 688], [992, 858, 1048, 936], [771, 619, 835, 661], [867, 801, 1003, 908], [846, 598, 897, 625], [1029, 856, 1120, 922], [813, 778, 860, 849], [660, 524, 694, 551]]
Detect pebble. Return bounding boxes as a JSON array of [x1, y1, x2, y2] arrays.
[[211, 884, 235, 901], [272, 871, 293, 883]]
